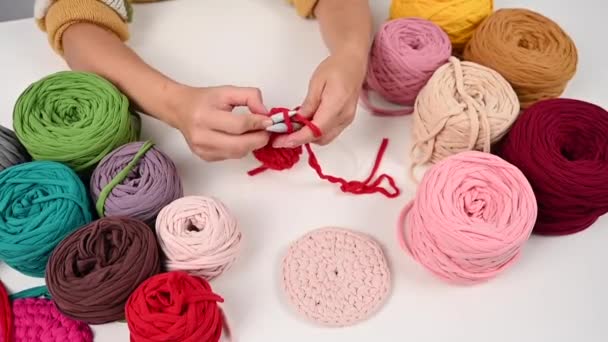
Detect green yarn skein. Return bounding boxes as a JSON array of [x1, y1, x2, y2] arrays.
[[0, 160, 92, 277], [13, 71, 141, 173]]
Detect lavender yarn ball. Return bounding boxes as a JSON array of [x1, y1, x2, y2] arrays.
[[90, 141, 183, 224]]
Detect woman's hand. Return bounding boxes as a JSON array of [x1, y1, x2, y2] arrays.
[[170, 85, 273, 161], [272, 51, 367, 148]]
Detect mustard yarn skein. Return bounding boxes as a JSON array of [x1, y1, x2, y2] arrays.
[[389, 0, 493, 51]]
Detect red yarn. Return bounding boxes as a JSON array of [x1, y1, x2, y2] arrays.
[[249, 107, 401, 198], [0, 281, 11, 342], [125, 271, 228, 342]]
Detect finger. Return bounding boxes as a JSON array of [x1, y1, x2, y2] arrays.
[[299, 78, 326, 117], [315, 127, 342, 146], [211, 110, 273, 134], [194, 148, 224, 162], [273, 96, 344, 148], [222, 86, 268, 114], [207, 130, 270, 159]]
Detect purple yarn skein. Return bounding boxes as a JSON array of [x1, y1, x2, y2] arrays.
[[90, 141, 183, 224]]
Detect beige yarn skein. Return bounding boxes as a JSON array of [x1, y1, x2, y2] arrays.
[[410, 57, 520, 179]]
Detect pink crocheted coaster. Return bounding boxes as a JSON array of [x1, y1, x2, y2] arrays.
[[12, 298, 93, 342], [281, 227, 391, 327]]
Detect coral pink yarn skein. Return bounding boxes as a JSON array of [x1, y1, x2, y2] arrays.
[[362, 18, 452, 116]]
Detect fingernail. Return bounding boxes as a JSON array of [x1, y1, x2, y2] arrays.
[[263, 119, 273, 127]]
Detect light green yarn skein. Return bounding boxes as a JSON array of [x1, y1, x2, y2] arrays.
[[13, 71, 141, 172], [0, 160, 92, 277]]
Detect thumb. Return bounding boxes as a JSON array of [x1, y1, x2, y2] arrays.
[[299, 79, 325, 117], [224, 86, 268, 114]]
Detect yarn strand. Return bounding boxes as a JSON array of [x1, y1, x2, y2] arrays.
[[305, 139, 400, 198], [9, 286, 51, 301], [95, 140, 155, 217], [249, 107, 401, 198]]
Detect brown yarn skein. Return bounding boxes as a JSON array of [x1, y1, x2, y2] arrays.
[[46, 217, 161, 324], [464, 8, 578, 108]]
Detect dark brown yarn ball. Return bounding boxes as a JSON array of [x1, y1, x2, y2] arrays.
[[45, 217, 161, 324]]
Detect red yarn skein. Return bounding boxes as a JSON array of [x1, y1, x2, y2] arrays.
[[0, 281, 11, 342], [125, 271, 228, 342], [249, 107, 401, 198]]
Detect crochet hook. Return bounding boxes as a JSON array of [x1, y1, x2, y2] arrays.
[[266, 122, 303, 133], [269, 109, 298, 124]]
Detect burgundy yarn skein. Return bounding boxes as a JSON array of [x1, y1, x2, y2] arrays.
[[497, 98, 608, 235]]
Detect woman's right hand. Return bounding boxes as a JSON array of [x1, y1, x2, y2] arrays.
[[168, 85, 273, 161]]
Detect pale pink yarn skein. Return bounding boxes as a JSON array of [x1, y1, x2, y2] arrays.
[[155, 196, 242, 280], [397, 151, 537, 284], [362, 18, 452, 116]]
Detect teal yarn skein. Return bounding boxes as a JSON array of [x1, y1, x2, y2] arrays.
[[0, 161, 92, 277]]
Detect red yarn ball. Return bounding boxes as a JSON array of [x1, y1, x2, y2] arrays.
[[125, 271, 225, 342], [251, 138, 302, 173]]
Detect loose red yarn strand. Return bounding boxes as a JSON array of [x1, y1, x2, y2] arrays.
[[0, 280, 12, 342], [305, 138, 400, 198], [249, 107, 401, 198]]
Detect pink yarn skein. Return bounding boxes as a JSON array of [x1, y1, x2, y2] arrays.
[[362, 18, 452, 116], [397, 151, 537, 284], [155, 196, 242, 281]]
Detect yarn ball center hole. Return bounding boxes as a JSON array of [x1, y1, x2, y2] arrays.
[[460, 187, 494, 221], [186, 220, 203, 232], [559, 134, 605, 162], [155, 290, 174, 307]]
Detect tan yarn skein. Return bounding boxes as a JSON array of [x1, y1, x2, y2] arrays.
[[410, 57, 519, 179], [464, 8, 578, 108]]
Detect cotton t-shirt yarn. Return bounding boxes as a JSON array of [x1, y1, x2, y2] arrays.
[[362, 17, 452, 116], [410, 57, 520, 176], [90, 140, 184, 225], [464, 8, 578, 108], [125, 271, 227, 342], [155, 196, 242, 280], [282, 227, 391, 326], [12, 71, 140, 172], [496, 98, 608, 235], [389, 0, 493, 50], [0, 125, 30, 172], [398, 151, 537, 284], [0, 161, 91, 277], [45, 216, 161, 324]]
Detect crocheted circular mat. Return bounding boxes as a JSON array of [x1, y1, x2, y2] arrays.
[[12, 298, 93, 342], [281, 227, 391, 327]]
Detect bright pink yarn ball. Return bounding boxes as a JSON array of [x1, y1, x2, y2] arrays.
[[11, 298, 93, 342]]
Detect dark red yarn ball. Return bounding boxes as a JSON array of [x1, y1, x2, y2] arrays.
[[496, 98, 608, 235]]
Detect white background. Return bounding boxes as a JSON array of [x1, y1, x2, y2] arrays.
[[0, 0, 607, 341]]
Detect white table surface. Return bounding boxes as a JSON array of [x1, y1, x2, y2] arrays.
[[1, 0, 607, 341]]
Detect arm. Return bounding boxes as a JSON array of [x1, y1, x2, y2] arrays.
[[315, 0, 373, 63], [273, 0, 373, 148], [35, 0, 272, 161], [63, 23, 182, 128]]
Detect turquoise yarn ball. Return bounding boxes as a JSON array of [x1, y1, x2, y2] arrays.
[[0, 161, 92, 277]]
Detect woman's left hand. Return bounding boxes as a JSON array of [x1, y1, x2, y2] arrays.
[[272, 51, 368, 148]]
